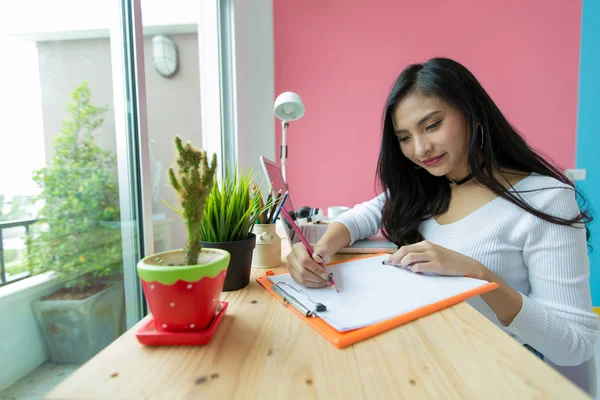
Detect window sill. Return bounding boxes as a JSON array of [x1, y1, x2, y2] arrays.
[[0, 272, 64, 307]]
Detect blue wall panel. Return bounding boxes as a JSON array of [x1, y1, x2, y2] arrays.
[[577, 0, 600, 304]]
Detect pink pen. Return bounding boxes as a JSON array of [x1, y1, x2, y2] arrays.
[[280, 207, 339, 293]]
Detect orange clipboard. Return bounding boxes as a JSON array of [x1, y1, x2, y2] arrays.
[[256, 254, 499, 349]]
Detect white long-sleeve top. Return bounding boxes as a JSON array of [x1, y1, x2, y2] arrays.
[[335, 173, 599, 366]]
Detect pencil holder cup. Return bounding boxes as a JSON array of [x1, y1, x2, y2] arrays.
[[251, 224, 281, 268]]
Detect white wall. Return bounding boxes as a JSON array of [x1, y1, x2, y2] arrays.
[[0, 274, 64, 391]]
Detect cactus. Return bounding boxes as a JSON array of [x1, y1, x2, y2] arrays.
[[168, 136, 218, 265]]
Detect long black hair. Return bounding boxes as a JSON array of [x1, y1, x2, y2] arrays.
[[377, 57, 592, 246]]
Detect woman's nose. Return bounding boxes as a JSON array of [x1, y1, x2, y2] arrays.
[[414, 137, 432, 157]]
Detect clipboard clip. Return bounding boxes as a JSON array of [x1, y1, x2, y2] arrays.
[[272, 282, 326, 317]]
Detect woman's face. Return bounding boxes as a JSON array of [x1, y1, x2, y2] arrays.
[[391, 92, 470, 180]]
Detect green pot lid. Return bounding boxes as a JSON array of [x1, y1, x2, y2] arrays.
[[137, 248, 230, 285]]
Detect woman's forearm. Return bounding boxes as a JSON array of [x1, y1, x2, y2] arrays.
[[316, 222, 352, 254], [476, 265, 524, 326]]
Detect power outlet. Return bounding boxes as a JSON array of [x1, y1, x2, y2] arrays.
[[565, 169, 587, 181]]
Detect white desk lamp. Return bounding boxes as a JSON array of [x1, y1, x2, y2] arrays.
[[273, 92, 305, 183]]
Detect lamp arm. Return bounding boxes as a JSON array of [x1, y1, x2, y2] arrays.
[[280, 121, 288, 183]]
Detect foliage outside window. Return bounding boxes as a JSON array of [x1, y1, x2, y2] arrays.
[[27, 82, 123, 292]]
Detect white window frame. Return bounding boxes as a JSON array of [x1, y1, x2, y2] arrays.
[[110, 0, 154, 328], [201, 0, 276, 179], [229, 0, 276, 178]]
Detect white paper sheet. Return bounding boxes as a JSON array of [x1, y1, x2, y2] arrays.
[[268, 254, 489, 332]]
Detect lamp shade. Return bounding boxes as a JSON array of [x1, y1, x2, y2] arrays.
[[273, 92, 305, 121]]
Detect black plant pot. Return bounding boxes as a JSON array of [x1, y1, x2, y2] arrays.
[[201, 233, 256, 291]]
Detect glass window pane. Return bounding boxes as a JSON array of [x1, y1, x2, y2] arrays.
[[140, 2, 202, 253], [0, 3, 141, 397]]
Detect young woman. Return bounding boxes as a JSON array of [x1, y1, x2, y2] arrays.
[[286, 58, 599, 367]]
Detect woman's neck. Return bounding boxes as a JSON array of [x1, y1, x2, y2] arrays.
[[447, 160, 485, 186]]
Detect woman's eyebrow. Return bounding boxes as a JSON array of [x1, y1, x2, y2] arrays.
[[394, 110, 441, 134]]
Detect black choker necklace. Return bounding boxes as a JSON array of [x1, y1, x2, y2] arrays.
[[447, 162, 485, 186], [447, 173, 475, 186]]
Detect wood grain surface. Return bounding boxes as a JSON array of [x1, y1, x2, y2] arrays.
[[45, 225, 589, 399]]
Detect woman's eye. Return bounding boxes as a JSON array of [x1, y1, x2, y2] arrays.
[[426, 121, 441, 131], [397, 136, 410, 143]]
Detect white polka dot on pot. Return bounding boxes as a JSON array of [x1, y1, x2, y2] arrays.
[[162, 324, 167, 329], [187, 284, 192, 289], [170, 302, 175, 307], [190, 324, 195, 329], [150, 285, 155, 289]]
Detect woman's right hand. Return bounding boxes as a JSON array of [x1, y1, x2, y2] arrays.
[[286, 242, 333, 288]]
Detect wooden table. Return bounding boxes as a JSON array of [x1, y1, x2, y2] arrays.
[[46, 236, 590, 399]]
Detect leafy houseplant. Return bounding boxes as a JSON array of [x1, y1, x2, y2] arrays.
[[200, 167, 260, 243], [136, 137, 231, 332], [199, 166, 271, 291], [27, 82, 124, 364]]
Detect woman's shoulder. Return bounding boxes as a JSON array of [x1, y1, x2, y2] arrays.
[[512, 172, 572, 192], [508, 172, 579, 216]]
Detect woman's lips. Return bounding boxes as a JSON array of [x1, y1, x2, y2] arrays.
[[422, 153, 445, 166]]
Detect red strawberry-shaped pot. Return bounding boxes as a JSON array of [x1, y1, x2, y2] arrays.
[[137, 249, 230, 332]]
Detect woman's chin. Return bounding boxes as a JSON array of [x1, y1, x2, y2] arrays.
[[423, 165, 451, 177]]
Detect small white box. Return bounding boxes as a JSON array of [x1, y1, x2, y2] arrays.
[[566, 169, 587, 181]]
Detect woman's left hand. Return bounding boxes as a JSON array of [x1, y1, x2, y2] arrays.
[[384, 240, 488, 279]]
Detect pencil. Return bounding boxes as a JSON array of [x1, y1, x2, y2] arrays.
[[256, 186, 265, 223], [327, 274, 339, 293], [271, 191, 288, 223], [264, 188, 273, 224], [267, 189, 283, 223], [251, 184, 259, 224]]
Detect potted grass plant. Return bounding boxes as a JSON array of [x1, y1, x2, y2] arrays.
[[199, 167, 273, 291], [136, 137, 231, 332]]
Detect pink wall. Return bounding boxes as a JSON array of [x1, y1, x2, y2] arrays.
[[273, 0, 582, 212]]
